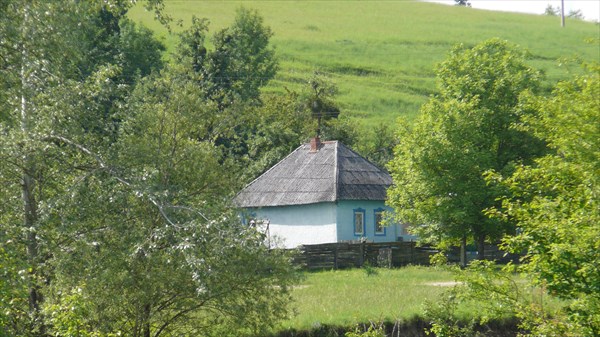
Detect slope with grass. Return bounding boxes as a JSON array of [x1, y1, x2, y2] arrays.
[[129, 1, 599, 129]]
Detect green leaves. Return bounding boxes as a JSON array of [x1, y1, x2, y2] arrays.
[[176, 7, 277, 107], [1, 2, 298, 336], [491, 64, 600, 335], [387, 38, 544, 254]]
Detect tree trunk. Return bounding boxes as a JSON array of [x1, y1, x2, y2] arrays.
[[460, 235, 467, 268], [476, 234, 486, 260], [20, 5, 45, 334], [143, 303, 152, 337]]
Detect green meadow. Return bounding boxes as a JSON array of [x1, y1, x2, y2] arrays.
[[277, 267, 453, 331], [129, 1, 599, 129], [271, 267, 563, 335]]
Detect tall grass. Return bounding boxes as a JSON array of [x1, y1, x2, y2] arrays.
[[129, 1, 599, 128], [276, 266, 454, 331]]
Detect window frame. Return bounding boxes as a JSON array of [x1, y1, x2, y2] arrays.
[[353, 208, 366, 236], [374, 208, 386, 236]]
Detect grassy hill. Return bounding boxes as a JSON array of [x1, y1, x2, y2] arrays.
[[129, 1, 599, 128]]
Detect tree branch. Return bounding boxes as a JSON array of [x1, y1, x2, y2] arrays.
[[41, 134, 210, 228]]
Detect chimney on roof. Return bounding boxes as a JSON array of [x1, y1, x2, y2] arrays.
[[310, 136, 321, 153]]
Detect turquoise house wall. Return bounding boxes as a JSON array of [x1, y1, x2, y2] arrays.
[[336, 200, 399, 243], [244, 200, 404, 248]]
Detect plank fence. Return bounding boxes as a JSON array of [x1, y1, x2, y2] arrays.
[[292, 241, 437, 270], [291, 242, 518, 270]]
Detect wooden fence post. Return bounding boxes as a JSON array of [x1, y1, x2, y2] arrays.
[[334, 245, 338, 269]]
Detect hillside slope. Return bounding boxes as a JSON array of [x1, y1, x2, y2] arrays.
[[129, 1, 599, 127]]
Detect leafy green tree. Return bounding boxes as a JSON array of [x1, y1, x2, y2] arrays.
[[425, 63, 599, 337], [174, 8, 281, 169], [0, 1, 104, 333], [489, 63, 599, 335], [224, 72, 354, 184], [387, 39, 544, 258], [544, 5, 559, 16], [302, 73, 341, 136], [232, 90, 313, 182], [355, 123, 397, 170], [177, 7, 277, 109], [1, 1, 296, 336]]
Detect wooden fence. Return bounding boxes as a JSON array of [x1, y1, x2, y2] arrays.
[[292, 241, 437, 270], [291, 242, 519, 270]]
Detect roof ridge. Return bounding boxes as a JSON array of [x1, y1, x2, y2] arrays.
[[333, 141, 339, 201]]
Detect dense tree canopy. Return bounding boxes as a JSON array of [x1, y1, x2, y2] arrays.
[[387, 39, 544, 257], [0, 2, 298, 336], [490, 63, 599, 335], [426, 62, 599, 337]]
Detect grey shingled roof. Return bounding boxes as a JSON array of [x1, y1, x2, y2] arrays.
[[233, 140, 392, 207]]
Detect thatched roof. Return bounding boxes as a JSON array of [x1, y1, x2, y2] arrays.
[[233, 140, 392, 207]]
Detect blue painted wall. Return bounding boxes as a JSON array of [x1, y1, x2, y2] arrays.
[[242, 200, 404, 247], [336, 200, 399, 243]]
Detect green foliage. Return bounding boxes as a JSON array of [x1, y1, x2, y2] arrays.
[[354, 122, 397, 169], [544, 5, 559, 16], [567, 9, 584, 20], [0, 1, 299, 336], [425, 261, 531, 337], [345, 322, 386, 337], [43, 286, 120, 337], [427, 63, 599, 337], [232, 90, 313, 182], [362, 262, 379, 277], [297, 73, 358, 146], [488, 63, 600, 336], [170, 7, 309, 184], [387, 39, 544, 254], [301, 73, 341, 134], [176, 7, 277, 108]]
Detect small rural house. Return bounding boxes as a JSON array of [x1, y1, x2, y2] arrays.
[[234, 137, 413, 248]]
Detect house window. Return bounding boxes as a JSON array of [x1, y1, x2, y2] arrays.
[[353, 209, 365, 236], [374, 208, 386, 235]]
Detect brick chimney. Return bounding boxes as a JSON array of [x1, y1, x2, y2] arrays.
[[309, 136, 321, 153]]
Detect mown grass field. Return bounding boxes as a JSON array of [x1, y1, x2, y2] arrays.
[[276, 266, 454, 331], [129, 1, 599, 130]]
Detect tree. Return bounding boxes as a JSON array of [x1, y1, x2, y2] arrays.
[[174, 8, 281, 169], [355, 122, 397, 170], [425, 62, 599, 337], [177, 7, 277, 109], [386, 39, 543, 259], [544, 4, 559, 16], [567, 9, 584, 20], [302, 73, 341, 136], [489, 63, 599, 335], [0, 1, 106, 333], [228, 72, 356, 184], [1, 1, 297, 335], [38, 66, 298, 336]]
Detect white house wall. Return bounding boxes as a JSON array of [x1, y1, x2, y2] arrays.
[[248, 202, 337, 249], [336, 200, 400, 243]]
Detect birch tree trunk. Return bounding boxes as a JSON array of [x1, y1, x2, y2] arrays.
[[19, 4, 46, 334]]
